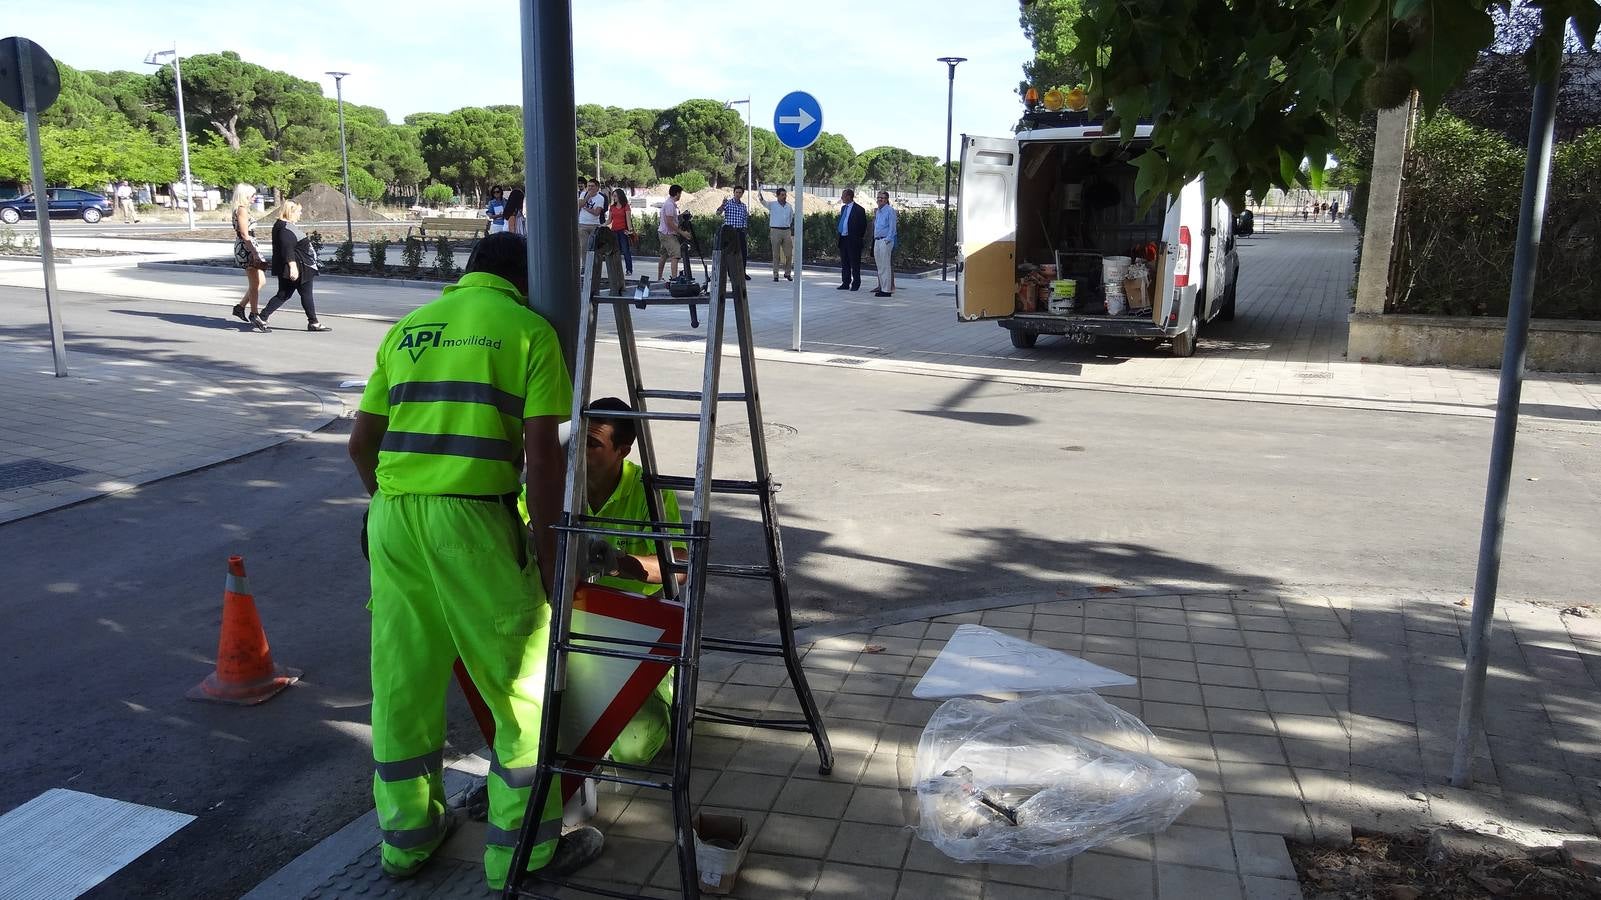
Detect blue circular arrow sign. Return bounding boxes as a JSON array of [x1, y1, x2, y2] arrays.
[[772, 91, 822, 150]]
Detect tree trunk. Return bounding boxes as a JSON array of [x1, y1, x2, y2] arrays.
[[211, 115, 241, 151]]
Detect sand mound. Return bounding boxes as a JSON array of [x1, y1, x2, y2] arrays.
[[261, 183, 392, 224]]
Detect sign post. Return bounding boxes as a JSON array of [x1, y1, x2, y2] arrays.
[[1, 36, 66, 377], [773, 91, 822, 352]]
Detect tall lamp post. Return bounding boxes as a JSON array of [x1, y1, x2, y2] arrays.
[[937, 57, 966, 282], [725, 97, 752, 191], [143, 45, 196, 230], [326, 71, 354, 244]]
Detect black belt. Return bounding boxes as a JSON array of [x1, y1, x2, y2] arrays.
[[771, 225, 793, 231]]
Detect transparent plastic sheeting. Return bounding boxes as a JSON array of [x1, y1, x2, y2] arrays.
[[915, 693, 1200, 865]]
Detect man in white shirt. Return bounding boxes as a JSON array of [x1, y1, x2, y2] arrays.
[[577, 178, 607, 270], [759, 188, 795, 282], [114, 180, 138, 224]]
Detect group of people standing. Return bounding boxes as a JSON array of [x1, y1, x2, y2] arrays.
[[834, 188, 898, 296], [229, 184, 331, 333]]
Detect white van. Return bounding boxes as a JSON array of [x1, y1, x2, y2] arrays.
[[956, 112, 1240, 357]]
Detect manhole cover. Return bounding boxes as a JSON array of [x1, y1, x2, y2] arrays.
[[657, 333, 704, 342], [1016, 384, 1065, 394], [0, 459, 85, 490], [715, 422, 798, 445], [824, 357, 867, 365]]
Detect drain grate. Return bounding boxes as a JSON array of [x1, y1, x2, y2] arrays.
[[824, 357, 868, 365], [1015, 384, 1065, 394], [1296, 371, 1334, 379], [657, 333, 705, 343], [0, 459, 86, 490]]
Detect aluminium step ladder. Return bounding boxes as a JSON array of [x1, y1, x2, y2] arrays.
[[503, 227, 834, 899]]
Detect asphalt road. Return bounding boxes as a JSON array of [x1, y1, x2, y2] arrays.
[[2, 285, 1598, 897]]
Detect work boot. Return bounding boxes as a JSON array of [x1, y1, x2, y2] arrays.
[[543, 826, 605, 878]]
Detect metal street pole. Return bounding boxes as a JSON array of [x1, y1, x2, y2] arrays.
[[15, 40, 67, 376], [1450, 61, 1561, 788], [747, 94, 753, 194], [791, 149, 804, 351], [146, 46, 198, 230], [327, 71, 353, 244], [520, 0, 579, 371], [937, 57, 965, 281]]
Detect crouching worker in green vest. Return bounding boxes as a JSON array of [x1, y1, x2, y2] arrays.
[[348, 232, 603, 889], [520, 397, 686, 766]]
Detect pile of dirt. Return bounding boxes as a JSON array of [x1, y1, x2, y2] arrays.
[[1292, 832, 1601, 900], [261, 183, 392, 224]]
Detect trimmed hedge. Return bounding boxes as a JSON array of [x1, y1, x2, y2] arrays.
[[1391, 114, 1601, 319], [628, 206, 953, 270]]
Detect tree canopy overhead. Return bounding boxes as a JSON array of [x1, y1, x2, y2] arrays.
[[1056, 0, 1598, 206]]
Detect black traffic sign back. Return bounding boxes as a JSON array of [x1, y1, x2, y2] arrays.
[[0, 37, 61, 114]]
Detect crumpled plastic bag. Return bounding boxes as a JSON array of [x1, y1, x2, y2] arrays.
[[914, 693, 1200, 865]]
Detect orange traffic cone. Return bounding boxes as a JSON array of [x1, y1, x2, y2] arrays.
[[188, 555, 301, 704]]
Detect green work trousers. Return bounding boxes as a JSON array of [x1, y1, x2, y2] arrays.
[[609, 674, 673, 766], [367, 492, 562, 888]]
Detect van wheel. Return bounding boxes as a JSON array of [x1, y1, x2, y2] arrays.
[[1171, 311, 1200, 358], [1218, 280, 1237, 321], [1009, 329, 1038, 349]]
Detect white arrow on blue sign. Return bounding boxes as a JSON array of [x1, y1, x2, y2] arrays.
[[772, 91, 822, 150]]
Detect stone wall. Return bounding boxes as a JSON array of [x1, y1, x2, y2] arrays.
[[1348, 312, 1601, 372]]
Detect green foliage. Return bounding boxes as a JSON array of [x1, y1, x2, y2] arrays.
[[1060, 0, 1566, 207], [433, 236, 457, 276], [401, 235, 425, 273], [802, 132, 861, 186], [654, 100, 745, 187], [412, 107, 524, 197], [1019, 0, 1087, 96], [668, 171, 710, 193], [334, 240, 356, 269], [858, 147, 941, 192], [152, 51, 259, 149], [0, 227, 16, 254], [580, 130, 655, 186], [190, 133, 288, 191], [421, 183, 454, 207], [308, 230, 325, 255], [1390, 114, 1601, 319], [346, 167, 385, 203], [368, 237, 390, 273]]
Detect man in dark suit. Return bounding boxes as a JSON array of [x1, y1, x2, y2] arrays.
[[836, 189, 868, 290]]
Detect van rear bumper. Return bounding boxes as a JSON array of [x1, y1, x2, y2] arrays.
[[1000, 313, 1175, 339]]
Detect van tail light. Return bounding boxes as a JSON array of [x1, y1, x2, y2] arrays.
[[1174, 226, 1191, 288]]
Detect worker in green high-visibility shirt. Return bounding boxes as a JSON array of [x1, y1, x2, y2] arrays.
[[347, 232, 603, 889], [520, 396, 687, 765]]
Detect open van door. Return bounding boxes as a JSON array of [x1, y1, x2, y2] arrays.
[[956, 135, 1019, 320]]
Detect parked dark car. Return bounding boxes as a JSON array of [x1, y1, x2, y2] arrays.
[[0, 189, 114, 224]]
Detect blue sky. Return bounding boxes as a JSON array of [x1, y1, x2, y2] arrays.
[[11, 0, 1034, 160]]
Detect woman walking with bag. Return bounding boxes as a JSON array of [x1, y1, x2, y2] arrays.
[[607, 189, 634, 276], [229, 184, 270, 325], [504, 188, 525, 236], [258, 200, 332, 332]]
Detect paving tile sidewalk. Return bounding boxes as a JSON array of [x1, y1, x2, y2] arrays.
[[0, 342, 344, 523], [266, 586, 1601, 900]]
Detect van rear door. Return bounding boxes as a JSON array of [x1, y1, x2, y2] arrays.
[[956, 135, 1019, 320]]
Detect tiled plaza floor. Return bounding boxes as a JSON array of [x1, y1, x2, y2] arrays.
[[277, 586, 1601, 900]]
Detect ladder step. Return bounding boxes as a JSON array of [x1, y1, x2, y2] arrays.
[[558, 641, 689, 665], [576, 513, 693, 532], [703, 636, 786, 656], [587, 408, 701, 423], [545, 764, 673, 792], [568, 630, 684, 653], [555, 523, 708, 543], [666, 562, 774, 580], [696, 707, 814, 732], [591, 295, 708, 307], [648, 474, 769, 496], [636, 389, 750, 403]]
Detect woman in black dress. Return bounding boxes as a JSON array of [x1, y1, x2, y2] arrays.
[[257, 199, 331, 332]]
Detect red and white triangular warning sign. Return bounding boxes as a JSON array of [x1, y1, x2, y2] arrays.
[[556, 584, 683, 800]]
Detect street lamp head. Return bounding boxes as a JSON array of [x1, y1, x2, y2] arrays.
[[938, 56, 968, 66], [143, 49, 175, 66], [326, 71, 349, 80]]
